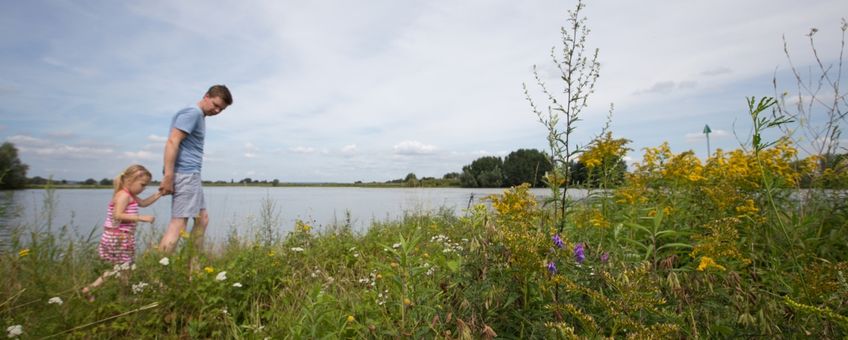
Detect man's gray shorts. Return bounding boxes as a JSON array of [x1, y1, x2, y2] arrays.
[[172, 173, 206, 219]]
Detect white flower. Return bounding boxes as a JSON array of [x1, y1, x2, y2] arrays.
[[159, 257, 170, 266], [215, 271, 228, 281], [232, 282, 242, 288], [47, 297, 63, 305], [392, 243, 401, 249], [132, 282, 149, 294], [290, 247, 304, 252], [6, 325, 22, 338]]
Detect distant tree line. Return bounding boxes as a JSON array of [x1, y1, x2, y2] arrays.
[[457, 148, 627, 188], [4, 140, 845, 190]]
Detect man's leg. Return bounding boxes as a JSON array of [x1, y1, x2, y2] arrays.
[[159, 217, 188, 253], [190, 209, 209, 251]]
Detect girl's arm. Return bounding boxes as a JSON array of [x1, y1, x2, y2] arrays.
[[112, 191, 137, 223], [136, 191, 163, 208], [113, 191, 154, 223]]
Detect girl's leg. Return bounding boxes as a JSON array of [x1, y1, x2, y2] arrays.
[[82, 269, 116, 302]]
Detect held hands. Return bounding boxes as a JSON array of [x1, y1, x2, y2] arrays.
[[159, 175, 174, 195]]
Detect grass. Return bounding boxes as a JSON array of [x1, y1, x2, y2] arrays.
[[2, 134, 847, 338]]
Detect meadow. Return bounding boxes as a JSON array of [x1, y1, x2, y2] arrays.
[[2, 102, 847, 338]]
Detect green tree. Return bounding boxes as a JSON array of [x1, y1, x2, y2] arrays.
[[502, 149, 552, 187], [83, 178, 97, 185], [404, 172, 419, 187], [459, 156, 504, 187], [0, 142, 28, 189], [99, 178, 113, 186], [29, 176, 49, 185]]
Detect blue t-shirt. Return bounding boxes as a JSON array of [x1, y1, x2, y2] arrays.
[[169, 106, 205, 173]]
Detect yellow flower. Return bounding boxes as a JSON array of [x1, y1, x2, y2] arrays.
[[179, 229, 189, 239], [403, 298, 412, 306], [697, 256, 726, 272], [267, 251, 275, 257], [204, 266, 214, 273], [18, 248, 30, 258], [347, 315, 355, 323]]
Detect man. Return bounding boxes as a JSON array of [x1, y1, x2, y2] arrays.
[[158, 84, 233, 253]]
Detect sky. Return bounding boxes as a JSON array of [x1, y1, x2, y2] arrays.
[[1, 1, 846, 183]]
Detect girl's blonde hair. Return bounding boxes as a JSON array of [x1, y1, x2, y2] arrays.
[[114, 164, 152, 193]]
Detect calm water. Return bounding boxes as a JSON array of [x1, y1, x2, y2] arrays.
[[0, 187, 581, 249]]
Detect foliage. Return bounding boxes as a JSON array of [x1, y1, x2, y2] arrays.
[[0, 142, 29, 190], [459, 156, 504, 188], [502, 148, 553, 187]]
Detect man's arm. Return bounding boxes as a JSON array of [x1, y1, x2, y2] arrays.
[[159, 127, 188, 195]]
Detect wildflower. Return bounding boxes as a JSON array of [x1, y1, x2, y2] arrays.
[[132, 282, 149, 294], [600, 252, 609, 263], [546, 261, 557, 274], [552, 234, 564, 248], [204, 266, 215, 273], [48, 297, 63, 305], [347, 315, 355, 323], [403, 298, 412, 306], [697, 256, 726, 271], [6, 325, 23, 338], [232, 282, 243, 288], [159, 257, 170, 266], [179, 229, 189, 239], [392, 243, 401, 249], [574, 243, 585, 264], [17, 248, 29, 258], [267, 250, 275, 257], [216, 271, 228, 281], [290, 247, 304, 252]]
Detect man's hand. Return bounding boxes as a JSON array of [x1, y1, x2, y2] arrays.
[[159, 175, 174, 195]]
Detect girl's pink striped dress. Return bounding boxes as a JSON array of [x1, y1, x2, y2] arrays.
[[98, 189, 139, 264]]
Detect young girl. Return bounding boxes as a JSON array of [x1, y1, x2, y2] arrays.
[[82, 164, 163, 301]]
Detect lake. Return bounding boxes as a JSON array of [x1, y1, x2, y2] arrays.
[[0, 186, 582, 250]]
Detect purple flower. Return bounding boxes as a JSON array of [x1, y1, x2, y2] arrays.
[[600, 252, 609, 263], [574, 242, 585, 264], [546, 261, 557, 274], [552, 234, 564, 249]]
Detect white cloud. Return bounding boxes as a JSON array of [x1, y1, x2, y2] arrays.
[[147, 134, 167, 143], [341, 144, 357, 153], [122, 150, 157, 160], [393, 140, 437, 155], [289, 146, 316, 154]]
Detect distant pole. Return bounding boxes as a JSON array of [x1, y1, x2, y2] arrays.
[[703, 124, 712, 158]]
